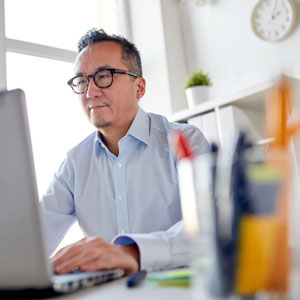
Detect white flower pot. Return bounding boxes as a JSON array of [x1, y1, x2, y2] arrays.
[[185, 85, 210, 108]]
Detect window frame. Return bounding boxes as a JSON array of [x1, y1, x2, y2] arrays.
[[0, 0, 77, 91], [0, 0, 132, 90], [0, 0, 131, 249]]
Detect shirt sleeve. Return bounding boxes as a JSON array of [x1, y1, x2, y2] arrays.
[[41, 156, 76, 256], [184, 124, 211, 156], [112, 220, 189, 271]]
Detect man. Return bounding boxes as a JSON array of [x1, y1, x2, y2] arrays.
[[42, 28, 209, 276]]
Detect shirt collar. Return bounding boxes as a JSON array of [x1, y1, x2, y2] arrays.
[[127, 106, 150, 146], [94, 106, 150, 154], [94, 131, 105, 156]]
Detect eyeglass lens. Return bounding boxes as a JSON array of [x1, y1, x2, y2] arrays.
[[72, 69, 113, 93]]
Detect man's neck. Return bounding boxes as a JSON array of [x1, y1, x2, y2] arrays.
[[98, 120, 134, 157], [99, 129, 122, 157]]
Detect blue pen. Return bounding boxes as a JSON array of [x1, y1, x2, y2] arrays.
[[126, 270, 147, 288], [211, 131, 253, 297]]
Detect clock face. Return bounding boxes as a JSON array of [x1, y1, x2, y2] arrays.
[[251, 0, 296, 42]]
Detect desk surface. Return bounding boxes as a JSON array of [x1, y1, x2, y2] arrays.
[[55, 277, 191, 300]]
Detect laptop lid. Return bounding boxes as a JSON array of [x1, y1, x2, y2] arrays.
[[0, 90, 125, 295], [0, 89, 52, 289]]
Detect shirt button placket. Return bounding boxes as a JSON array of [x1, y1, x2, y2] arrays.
[[114, 159, 129, 235]]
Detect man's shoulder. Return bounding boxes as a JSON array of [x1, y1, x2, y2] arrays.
[[66, 131, 97, 157], [148, 111, 200, 134], [147, 111, 210, 155]]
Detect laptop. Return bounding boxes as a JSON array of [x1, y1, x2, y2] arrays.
[[0, 89, 124, 298]]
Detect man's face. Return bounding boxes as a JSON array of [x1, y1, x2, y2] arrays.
[[74, 42, 145, 130]]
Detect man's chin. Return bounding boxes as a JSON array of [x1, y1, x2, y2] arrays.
[[94, 121, 112, 129]]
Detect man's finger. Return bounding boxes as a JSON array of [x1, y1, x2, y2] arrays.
[[80, 249, 138, 275], [54, 247, 105, 274], [52, 241, 87, 269], [53, 237, 109, 273]]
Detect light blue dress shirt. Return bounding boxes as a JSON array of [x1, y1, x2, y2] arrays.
[[42, 107, 209, 271]]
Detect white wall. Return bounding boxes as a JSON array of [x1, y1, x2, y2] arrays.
[[128, 0, 300, 116], [129, 0, 187, 116], [179, 0, 300, 99], [129, 0, 172, 115]]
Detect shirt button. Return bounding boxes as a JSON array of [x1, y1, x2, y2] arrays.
[[120, 230, 126, 234], [117, 162, 122, 168], [118, 195, 123, 200]]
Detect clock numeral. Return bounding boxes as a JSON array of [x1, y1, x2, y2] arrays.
[[252, 0, 295, 41]]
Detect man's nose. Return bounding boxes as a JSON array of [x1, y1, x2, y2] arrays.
[[86, 79, 103, 99]]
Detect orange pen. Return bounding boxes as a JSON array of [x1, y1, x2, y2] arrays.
[[265, 77, 300, 293]]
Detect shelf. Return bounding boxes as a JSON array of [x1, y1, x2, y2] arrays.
[[168, 75, 300, 123]]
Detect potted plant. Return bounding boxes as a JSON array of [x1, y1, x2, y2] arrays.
[[184, 71, 212, 108]]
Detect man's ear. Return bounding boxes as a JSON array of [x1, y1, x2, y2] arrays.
[[136, 77, 146, 100]]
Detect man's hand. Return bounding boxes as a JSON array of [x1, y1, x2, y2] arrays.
[[51, 236, 140, 276]]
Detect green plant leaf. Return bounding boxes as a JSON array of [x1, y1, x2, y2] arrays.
[[184, 71, 212, 89]]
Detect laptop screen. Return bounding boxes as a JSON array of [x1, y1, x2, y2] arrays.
[[0, 89, 52, 288]]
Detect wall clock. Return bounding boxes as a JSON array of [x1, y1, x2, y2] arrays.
[[251, 0, 297, 42]]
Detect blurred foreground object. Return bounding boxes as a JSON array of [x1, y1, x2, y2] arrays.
[[264, 77, 300, 293]]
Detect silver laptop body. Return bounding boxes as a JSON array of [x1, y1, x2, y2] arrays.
[[0, 89, 124, 297]]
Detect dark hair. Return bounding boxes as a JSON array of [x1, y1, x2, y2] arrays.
[[78, 28, 142, 77]]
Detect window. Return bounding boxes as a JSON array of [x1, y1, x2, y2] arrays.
[[5, 0, 118, 51], [1, 0, 119, 250], [6, 52, 94, 196]]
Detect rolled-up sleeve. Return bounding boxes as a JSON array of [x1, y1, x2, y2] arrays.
[[112, 221, 188, 271]]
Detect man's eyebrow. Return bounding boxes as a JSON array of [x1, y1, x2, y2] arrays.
[[95, 65, 112, 71], [75, 65, 112, 76]]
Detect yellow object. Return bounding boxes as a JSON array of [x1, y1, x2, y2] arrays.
[[236, 77, 300, 295], [147, 268, 194, 288], [157, 279, 191, 288], [235, 216, 279, 296]]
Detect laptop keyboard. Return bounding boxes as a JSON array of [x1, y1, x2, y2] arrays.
[[52, 269, 125, 293]]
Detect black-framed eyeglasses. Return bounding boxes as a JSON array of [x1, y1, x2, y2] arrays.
[[67, 68, 139, 94]]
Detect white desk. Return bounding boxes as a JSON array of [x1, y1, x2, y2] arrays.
[[55, 277, 191, 300]]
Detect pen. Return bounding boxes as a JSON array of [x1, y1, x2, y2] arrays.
[[126, 270, 147, 288], [170, 130, 199, 239]]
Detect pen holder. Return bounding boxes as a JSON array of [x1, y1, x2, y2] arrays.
[[176, 126, 298, 299], [183, 152, 218, 298], [234, 163, 282, 296], [189, 133, 289, 299]]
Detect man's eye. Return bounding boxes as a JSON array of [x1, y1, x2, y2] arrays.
[[98, 74, 109, 79], [73, 78, 86, 86]]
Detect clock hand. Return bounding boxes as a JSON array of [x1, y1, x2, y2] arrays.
[[271, 0, 278, 19], [270, 10, 283, 22], [275, 10, 282, 17]]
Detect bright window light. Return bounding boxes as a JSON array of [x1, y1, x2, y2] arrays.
[[6, 52, 95, 197], [4, 0, 120, 250], [6, 53, 95, 248], [4, 0, 118, 51]]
